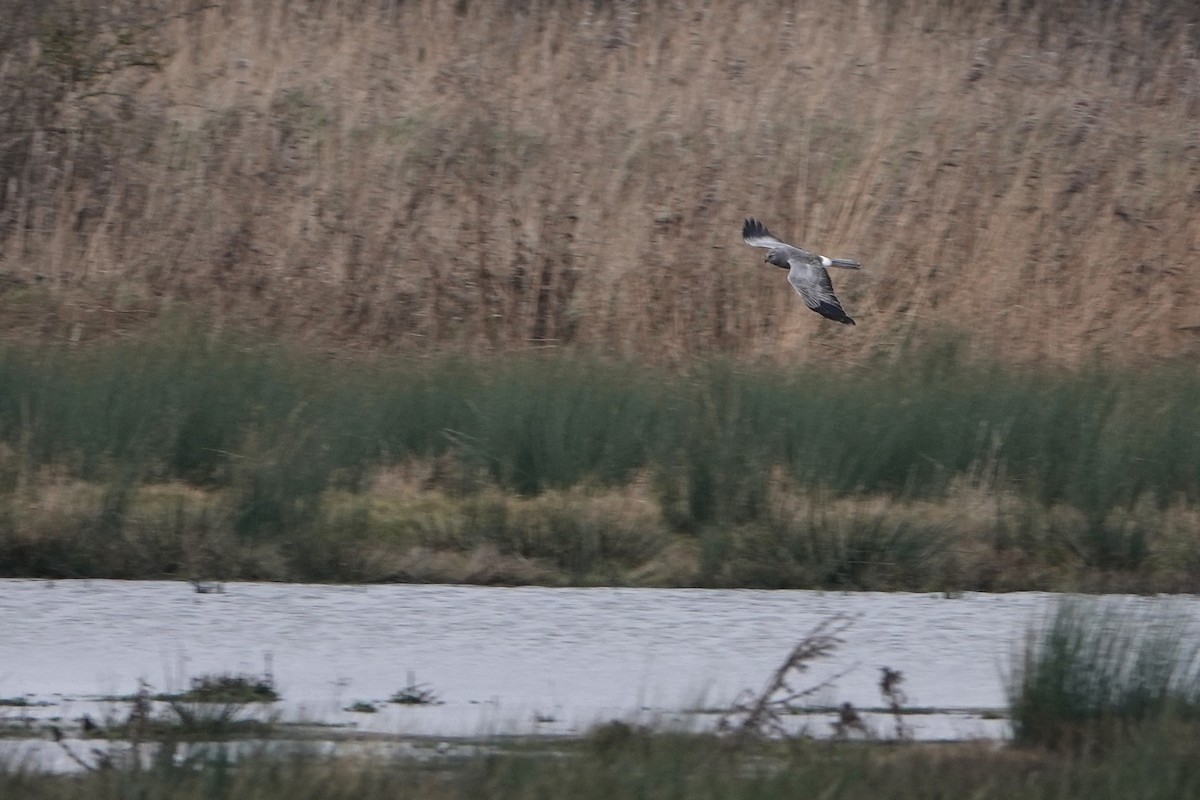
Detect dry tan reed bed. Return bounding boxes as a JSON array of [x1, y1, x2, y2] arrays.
[[2, 0, 1200, 363]]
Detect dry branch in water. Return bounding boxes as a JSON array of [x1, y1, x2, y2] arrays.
[[721, 613, 858, 741]]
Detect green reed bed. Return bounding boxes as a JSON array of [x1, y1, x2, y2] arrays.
[[2, 335, 1198, 508], [1, 332, 1199, 587], [6, 725, 1200, 800]]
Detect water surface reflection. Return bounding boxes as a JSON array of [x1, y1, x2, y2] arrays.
[[6, 580, 1185, 742]]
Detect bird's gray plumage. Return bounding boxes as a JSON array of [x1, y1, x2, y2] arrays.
[[742, 218, 860, 325]]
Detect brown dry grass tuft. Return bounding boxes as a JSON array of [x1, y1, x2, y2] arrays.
[[6, 461, 1200, 591], [2, 0, 1200, 365]]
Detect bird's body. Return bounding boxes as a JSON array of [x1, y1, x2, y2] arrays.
[[742, 218, 860, 325]]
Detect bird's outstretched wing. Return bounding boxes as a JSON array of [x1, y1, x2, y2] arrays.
[[742, 218, 786, 249], [787, 259, 856, 325], [744, 218, 861, 268]]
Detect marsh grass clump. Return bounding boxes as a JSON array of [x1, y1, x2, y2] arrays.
[[486, 488, 669, 581], [171, 673, 279, 705], [389, 672, 441, 706], [1007, 598, 1200, 751], [712, 510, 950, 591], [77, 679, 276, 750], [138, 673, 280, 736]]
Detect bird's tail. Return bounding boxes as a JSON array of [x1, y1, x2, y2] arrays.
[[827, 258, 862, 269]]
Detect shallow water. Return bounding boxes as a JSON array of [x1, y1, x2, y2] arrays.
[[3, 580, 1196, 752]]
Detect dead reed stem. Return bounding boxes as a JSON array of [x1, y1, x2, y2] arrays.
[[722, 613, 857, 741]]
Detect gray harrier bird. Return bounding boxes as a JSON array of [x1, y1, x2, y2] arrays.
[[742, 218, 861, 325]]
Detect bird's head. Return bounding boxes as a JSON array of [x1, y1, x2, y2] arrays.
[[764, 250, 789, 269]]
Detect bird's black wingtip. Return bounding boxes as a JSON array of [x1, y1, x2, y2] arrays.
[[742, 218, 769, 239], [815, 303, 856, 325]]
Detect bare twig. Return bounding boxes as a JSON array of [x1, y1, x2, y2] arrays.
[[721, 614, 859, 741], [879, 666, 911, 741]]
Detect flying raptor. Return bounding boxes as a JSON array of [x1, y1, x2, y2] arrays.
[[742, 218, 861, 325]]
